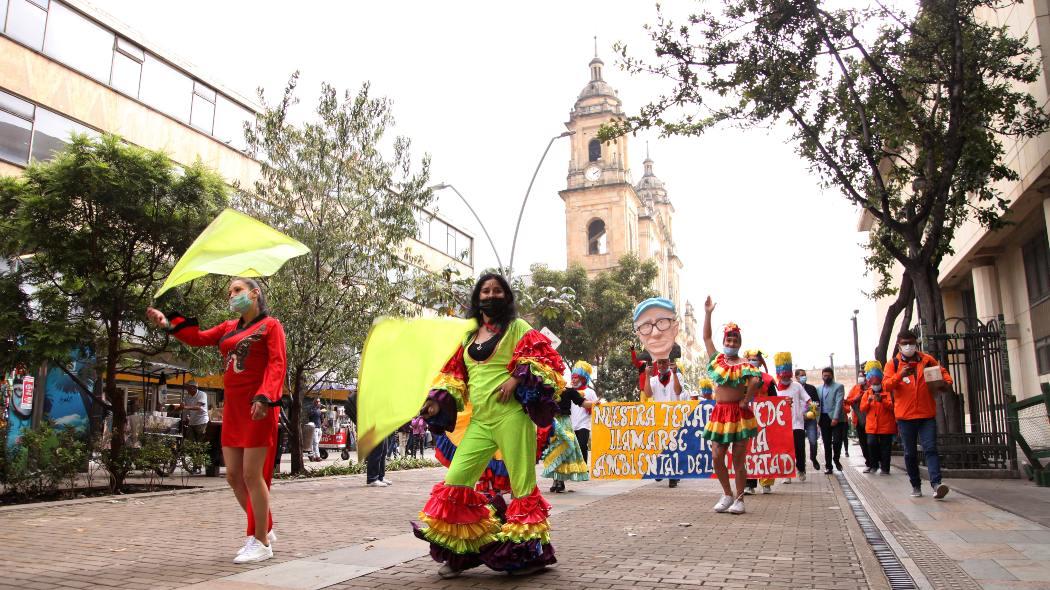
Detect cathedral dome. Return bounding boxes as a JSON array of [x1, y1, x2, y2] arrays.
[[575, 55, 621, 108], [636, 156, 669, 204]]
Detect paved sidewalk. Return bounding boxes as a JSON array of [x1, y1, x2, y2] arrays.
[[0, 463, 880, 590], [839, 440, 1050, 589]]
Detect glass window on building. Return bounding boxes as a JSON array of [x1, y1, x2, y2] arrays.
[[110, 51, 141, 96], [190, 82, 216, 133], [42, 2, 115, 83], [0, 0, 9, 31], [0, 109, 32, 165], [139, 54, 192, 122], [4, 0, 47, 50], [30, 107, 99, 162], [428, 218, 448, 252], [1022, 230, 1050, 305], [212, 95, 251, 151], [1036, 336, 1050, 376]]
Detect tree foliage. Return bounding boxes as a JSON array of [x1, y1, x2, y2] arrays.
[[240, 74, 435, 474], [518, 255, 658, 400], [603, 0, 1050, 361], [0, 135, 228, 488]]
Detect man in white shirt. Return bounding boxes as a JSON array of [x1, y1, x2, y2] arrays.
[[177, 381, 209, 473], [643, 358, 685, 488], [773, 353, 812, 483], [569, 361, 599, 461], [643, 359, 685, 402]]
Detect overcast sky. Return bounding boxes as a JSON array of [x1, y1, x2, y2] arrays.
[[89, 0, 879, 372]]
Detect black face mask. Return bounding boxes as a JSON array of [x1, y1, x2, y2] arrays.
[[478, 297, 509, 319], [823, 377, 833, 385]]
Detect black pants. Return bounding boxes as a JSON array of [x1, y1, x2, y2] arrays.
[[819, 414, 846, 468], [366, 439, 387, 483], [793, 429, 807, 474], [574, 428, 590, 461], [867, 433, 894, 473], [856, 418, 873, 467]]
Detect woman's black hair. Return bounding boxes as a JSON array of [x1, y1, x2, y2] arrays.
[[231, 277, 269, 315], [469, 273, 517, 330]]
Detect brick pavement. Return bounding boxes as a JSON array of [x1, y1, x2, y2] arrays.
[[0, 464, 882, 590]]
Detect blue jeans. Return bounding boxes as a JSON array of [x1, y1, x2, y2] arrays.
[[804, 420, 819, 460], [897, 418, 941, 489]]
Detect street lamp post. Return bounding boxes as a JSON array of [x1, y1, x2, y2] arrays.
[[430, 183, 505, 272], [851, 309, 861, 382], [507, 130, 575, 276], [829, 352, 835, 371]]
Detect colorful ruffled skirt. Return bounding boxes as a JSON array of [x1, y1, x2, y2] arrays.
[[541, 415, 589, 481], [412, 484, 556, 573], [702, 402, 759, 443]]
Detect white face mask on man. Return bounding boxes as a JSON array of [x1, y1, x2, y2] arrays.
[[900, 344, 918, 357]]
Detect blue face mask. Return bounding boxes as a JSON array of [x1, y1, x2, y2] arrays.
[[724, 346, 739, 357], [872, 384, 883, 392], [799, 376, 808, 384], [229, 292, 253, 314]]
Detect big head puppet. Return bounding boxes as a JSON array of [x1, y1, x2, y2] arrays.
[[633, 297, 680, 361]]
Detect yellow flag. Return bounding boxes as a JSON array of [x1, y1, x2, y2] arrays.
[[357, 316, 475, 461], [155, 209, 310, 297]]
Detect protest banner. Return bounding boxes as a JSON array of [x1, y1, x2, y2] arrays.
[[590, 398, 796, 480]]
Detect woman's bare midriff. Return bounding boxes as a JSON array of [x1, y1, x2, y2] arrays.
[[714, 385, 746, 404]]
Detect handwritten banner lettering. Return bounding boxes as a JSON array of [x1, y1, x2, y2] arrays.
[[590, 399, 796, 480]]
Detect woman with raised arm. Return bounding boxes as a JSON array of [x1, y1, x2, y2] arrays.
[[146, 278, 285, 563], [415, 273, 566, 579], [701, 296, 763, 515]]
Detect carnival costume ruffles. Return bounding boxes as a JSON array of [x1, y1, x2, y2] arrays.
[[702, 353, 761, 444], [166, 311, 286, 537], [413, 318, 565, 573], [541, 415, 589, 482]]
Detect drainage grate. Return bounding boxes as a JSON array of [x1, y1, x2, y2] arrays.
[[833, 472, 918, 590], [841, 470, 984, 590]]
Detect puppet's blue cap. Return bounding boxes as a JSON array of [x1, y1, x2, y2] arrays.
[[633, 297, 676, 323]]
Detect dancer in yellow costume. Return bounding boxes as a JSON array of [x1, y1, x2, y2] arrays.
[[415, 274, 565, 579]]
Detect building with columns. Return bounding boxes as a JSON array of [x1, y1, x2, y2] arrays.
[[861, 3, 1050, 402], [558, 52, 701, 364]]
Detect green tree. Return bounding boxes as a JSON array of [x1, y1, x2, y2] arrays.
[[0, 135, 227, 489], [603, 0, 1050, 361], [241, 74, 434, 474], [519, 255, 658, 399]]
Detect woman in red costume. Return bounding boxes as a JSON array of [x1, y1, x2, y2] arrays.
[[146, 278, 286, 564]]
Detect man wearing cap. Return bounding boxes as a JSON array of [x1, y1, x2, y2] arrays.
[[633, 297, 684, 488]]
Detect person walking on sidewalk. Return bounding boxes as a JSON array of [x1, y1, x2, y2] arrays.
[[845, 373, 874, 471], [307, 398, 323, 462], [643, 356, 687, 488], [409, 415, 427, 458], [818, 368, 846, 474], [701, 297, 762, 515], [775, 352, 811, 483], [884, 330, 952, 499], [343, 388, 390, 487], [795, 368, 821, 471], [744, 349, 777, 494], [146, 277, 285, 564], [859, 361, 896, 475], [569, 361, 599, 462]]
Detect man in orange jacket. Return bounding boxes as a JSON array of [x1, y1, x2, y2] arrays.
[[883, 330, 952, 499]]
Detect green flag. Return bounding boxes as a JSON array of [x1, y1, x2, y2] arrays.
[[357, 316, 475, 461], [155, 209, 309, 298]]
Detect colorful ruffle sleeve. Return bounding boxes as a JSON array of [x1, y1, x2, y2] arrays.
[[507, 330, 567, 428], [708, 353, 763, 388], [424, 345, 468, 435]]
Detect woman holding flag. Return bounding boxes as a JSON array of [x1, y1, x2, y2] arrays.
[[146, 278, 286, 564], [415, 273, 565, 579]]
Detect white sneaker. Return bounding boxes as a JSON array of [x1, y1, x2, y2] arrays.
[[367, 480, 389, 487], [727, 499, 746, 514], [761, 485, 772, 494], [233, 537, 273, 563], [713, 494, 733, 513], [743, 486, 756, 495], [237, 531, 277, 556], [782, 479, 792, 485], [380, 478, 393, 485]]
